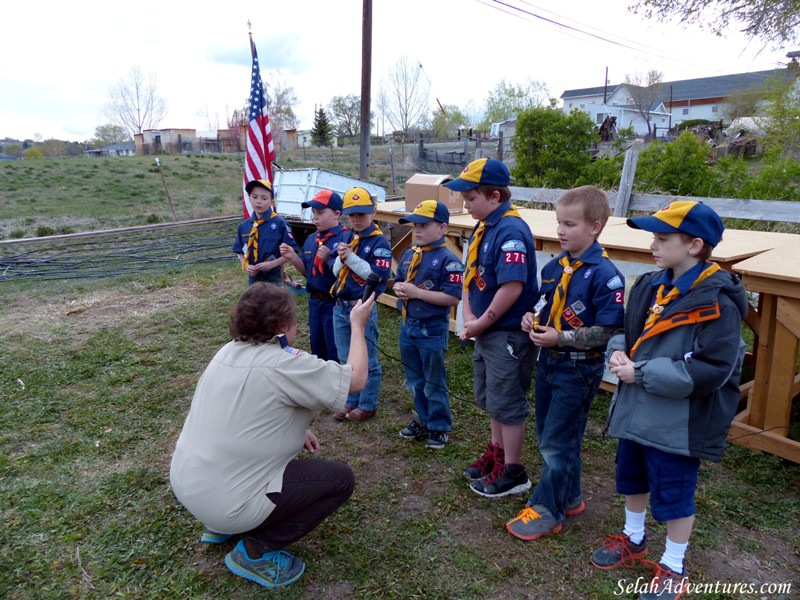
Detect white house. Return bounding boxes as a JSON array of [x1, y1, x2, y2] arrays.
[[561, 68, 798, 134]]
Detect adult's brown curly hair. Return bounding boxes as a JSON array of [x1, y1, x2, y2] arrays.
[[229, 283, 297, 344]]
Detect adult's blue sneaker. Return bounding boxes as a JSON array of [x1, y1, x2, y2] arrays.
[[224, 540, 306, 589]]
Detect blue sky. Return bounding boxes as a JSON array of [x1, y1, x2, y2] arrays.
[[1, 0, 793, 141]]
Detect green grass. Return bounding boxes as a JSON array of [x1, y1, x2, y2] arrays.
[[1, 265, 798, 599], [1, 153, 798, 598]]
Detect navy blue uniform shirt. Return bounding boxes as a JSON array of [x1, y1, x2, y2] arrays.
[[537, 240, 625, 351], [233, 209, 299, 265], [334, 223, 392, 300], [396, 237, 464, 322], [467, 201, 539, 332], [300, 224, 348, 297]]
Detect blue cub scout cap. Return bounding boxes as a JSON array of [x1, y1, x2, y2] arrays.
[[443, 158, 510, 191], [627, 200, 724, 246], [399, 199, 450, 225]]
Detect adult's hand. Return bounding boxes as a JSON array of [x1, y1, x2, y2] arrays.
[[350, 294, 375, 330], [304, 430, 320, 454]]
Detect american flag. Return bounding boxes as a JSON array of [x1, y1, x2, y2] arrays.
[[242, 43, 276, 218]]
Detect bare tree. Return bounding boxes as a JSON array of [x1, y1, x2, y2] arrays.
[[630, 0, 800, 47], [382, 55, 431, 138], [624, 70, 664, 137], [265, 77, 299, 136], [721, 85, 764, 122], [104, 66, 167, 139]]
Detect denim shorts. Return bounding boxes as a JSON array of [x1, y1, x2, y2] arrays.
[[473, 329, 535, 425], [615, 438, 701, 522]]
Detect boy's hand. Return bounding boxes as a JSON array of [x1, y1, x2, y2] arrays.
[[521, 312, 535, 333], [279, 243, 296, 259], [316, 245, 331, 262], [529, 325, 558, 347], [461, 318, 485, 340], [609, 350, 636, 383], [338, 242, 353, 260], [245, 264, 259, 276], [394, 282, 418, 300]]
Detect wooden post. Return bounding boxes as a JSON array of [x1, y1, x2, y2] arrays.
[[418, 132, 424, 166], [614, 142, 640, 216], [497, 131, 504, 161], [154, 158, 177, 221], [359, 0, 372, 180], [390, 142, 396, 192], [463, 135, 469, 164]]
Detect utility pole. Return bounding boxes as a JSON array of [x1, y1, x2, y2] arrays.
[[359, 0, 372, 180]]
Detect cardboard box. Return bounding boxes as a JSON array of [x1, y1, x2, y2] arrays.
[[404, 173, 464, 214]]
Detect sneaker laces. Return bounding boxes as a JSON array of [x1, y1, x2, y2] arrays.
[[482, 460, 506, 486], [640, 560, 688, 592], [512, 505, 542, 524], [602, 533, 641, 568], [261, 550, 293, 581], [468, 443, 495, 470]]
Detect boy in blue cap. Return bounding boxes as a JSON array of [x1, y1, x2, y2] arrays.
[[234, 179, 299, 286], [590, 201, 748, 600], [505, 185, 625, 539], [280, 189, 348, 361], [330, 187, 393, 423], [395, 200, 464, 449], [446, 158, 539, 498]]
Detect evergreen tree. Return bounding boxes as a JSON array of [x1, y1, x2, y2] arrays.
[[311, 108, 333, 147]]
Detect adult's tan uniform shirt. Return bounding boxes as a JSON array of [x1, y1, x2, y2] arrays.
[[170, 338, 350, 534]]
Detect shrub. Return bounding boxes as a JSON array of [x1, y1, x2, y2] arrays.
[[10, 229, 26, 239], [23, 149, 44, 159], [36, 225, 56, 237], [635, 132, 716, 196]]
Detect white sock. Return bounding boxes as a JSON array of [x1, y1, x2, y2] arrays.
[[660, 537, 688, 574], [622, 507, 647, 545]]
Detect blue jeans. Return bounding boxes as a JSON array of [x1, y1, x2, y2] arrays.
[[398, 317, 451, 432], [308, 298, 338, 362], [333, 302, 381, 411], [528, 350, 605, 521]]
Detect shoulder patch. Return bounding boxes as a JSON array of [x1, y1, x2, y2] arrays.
[[445, 261, 464, 272], [606, 275, 624, 290], [501, 239, 526, 253], [283, 346, 303, 356], [374, 248, 392, 258]]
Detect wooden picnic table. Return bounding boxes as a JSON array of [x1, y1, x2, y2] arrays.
[[732, 246, 800, 463], [376, 202, 800, 462]]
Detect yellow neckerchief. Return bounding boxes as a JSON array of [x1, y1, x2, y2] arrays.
[[629, 262, 721, 357], [463, 206, 522, 288], [332, 224, 384, 295], [546, 249, 609, 332], [242, 209, 274, 270], [402, 237, 446, 323]]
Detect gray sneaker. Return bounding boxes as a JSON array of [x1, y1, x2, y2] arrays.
[[399, 411, 427, 441], [225, 540, 305, 589], [591, 533, 648, 570], [505, 504, 563, 540], [425, 430, 448, 449], [639, 561, 689, 599]]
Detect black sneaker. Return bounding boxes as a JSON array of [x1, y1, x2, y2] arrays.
[[463, 442, 501, 480], [399, 412, 427, 441], [470, 463, 531, 498], [425, 431, 448, 449]]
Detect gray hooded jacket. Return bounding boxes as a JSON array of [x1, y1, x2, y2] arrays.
[[606, 268, 748, 462]]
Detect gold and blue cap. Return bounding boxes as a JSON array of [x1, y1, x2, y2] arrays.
[[399, 200, 450, 225], [245, 179, 273, 195], [342, 187, 376, 214], [302, 189, 343, 212], [443, 157, 510, 191], [627, 200, 724, 246]]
